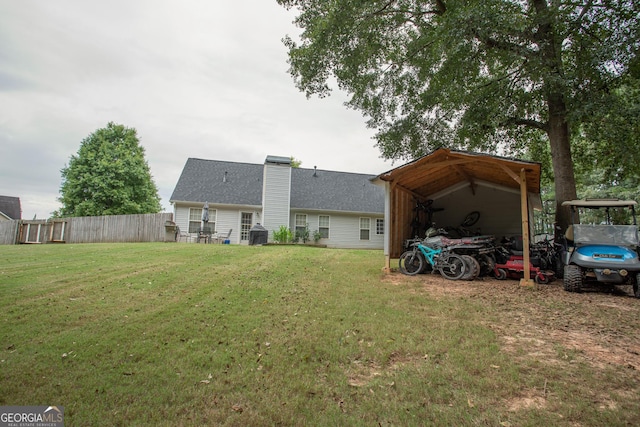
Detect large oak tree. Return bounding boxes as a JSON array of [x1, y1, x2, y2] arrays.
[[57, 122, 161, 217], [277, 0, 639, 231]]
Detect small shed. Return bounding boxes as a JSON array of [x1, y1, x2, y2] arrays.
[[372, 149, 541, 272]]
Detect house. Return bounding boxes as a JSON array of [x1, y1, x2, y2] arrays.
[[170, 156, 385, 248], [0, 196, 21, 221]]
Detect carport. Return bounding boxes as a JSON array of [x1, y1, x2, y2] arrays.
[[372, 149, 541, 283]]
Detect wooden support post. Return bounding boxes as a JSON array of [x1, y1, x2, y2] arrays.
[[383, 181, 393, 272], [520, 168, 534, 286]]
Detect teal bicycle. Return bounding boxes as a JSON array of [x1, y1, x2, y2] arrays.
[[399, 239, 467, 280]]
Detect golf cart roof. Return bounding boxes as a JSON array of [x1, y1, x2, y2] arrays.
[[561, 199, 637, 208]]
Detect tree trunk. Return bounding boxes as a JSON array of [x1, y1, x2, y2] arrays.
[[547, 95, 577, 234], [532, 0, 578, 234]]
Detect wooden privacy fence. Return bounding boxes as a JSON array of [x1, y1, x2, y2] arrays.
[[0, 220, 20, 245], [0, 213, 176, 245]]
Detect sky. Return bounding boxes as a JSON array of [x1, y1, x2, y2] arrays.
[[0, 0, 396, 220]]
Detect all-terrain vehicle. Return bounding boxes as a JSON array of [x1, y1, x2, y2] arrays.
[[559, 199, 640, 297]]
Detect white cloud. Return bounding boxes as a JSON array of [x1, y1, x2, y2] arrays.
[[0, 0, 394, 219]]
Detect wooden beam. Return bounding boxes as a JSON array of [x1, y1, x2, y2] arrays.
[[452, 164, 477, 195], [420, 159, 471, 169], [499, 164, 521, 184], [519, 168, 534, 286], [387, 158, 470, 183], [393, 181, 428, 200]]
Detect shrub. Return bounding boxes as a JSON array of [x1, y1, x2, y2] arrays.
[[295, 224, 310, 243], [273, 225, 293, 243]]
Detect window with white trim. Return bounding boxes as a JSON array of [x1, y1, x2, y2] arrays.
[[295, 214, 307, 236], [189, 208, 202, 233], [360, 217, 370, 240], [376, 218, 384, 235], [188, 208, 216, 233], [318, 215, 330, 239], [209, 210, 217, 233]]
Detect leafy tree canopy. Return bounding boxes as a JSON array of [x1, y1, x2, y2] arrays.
[[278, 0, 640, 228], [56, 122, 161, 217], [290, 156, 303, 168], [573, 78, 640, 185]]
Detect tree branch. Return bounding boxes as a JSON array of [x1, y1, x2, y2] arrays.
[[370, 0, 447, 18], [473, 29, 535, 58], [503, 117, 549, 132]]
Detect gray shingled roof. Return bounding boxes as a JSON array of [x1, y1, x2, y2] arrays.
[[291, 167, 383, 213], [170, 158, 384, 214], [170, 158, 263, 206], [0, 195, 21, 219]]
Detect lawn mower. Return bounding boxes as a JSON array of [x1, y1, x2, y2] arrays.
[[493, 236, 556, 284]]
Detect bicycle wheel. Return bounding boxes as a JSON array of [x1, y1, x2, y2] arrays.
[[461, 211, 480, 227], [437, 253, 467, 280], [399, 251, 424, 275]]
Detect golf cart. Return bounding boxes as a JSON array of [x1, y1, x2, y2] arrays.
[[560, 199, 640, 297]]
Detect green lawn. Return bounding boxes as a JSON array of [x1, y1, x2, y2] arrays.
[[1, 243, 639, 426]]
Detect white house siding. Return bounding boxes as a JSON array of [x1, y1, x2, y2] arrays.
[[217, 206, 262, 244], [174, 203, 263, 244], [173, 204, 217, 235], [173, 204, 194, 235], [290, 211, 384, 249], [262, 162, 291, 239], [215, 208, 243, 244]]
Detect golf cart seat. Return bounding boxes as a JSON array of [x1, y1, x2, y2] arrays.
[[565, 225, 574, 242]]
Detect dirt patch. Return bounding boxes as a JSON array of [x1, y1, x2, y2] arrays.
[[383, 272, 640, 372], [507, 392, 548, 412]]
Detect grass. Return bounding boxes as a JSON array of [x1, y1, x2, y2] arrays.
[[1, 243, 639, 426]]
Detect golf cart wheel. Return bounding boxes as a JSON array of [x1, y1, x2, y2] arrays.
[[399, 251, 424, 276], [494, 268, 507, 280], [563, 265, 583, 293], [634, 273, 640, 298], [460, 255, 480, 281], [534, 273, 549, 285]]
